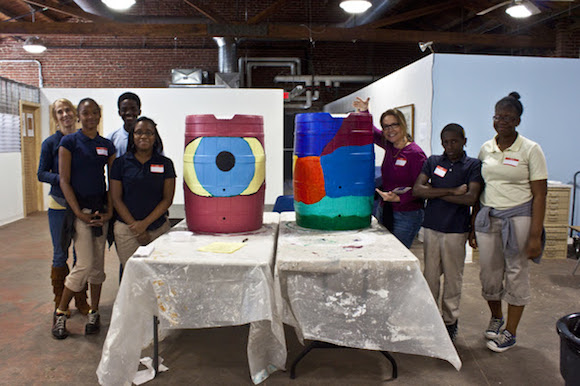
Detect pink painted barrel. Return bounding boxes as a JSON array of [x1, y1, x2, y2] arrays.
[[183, 114, 265, 233]]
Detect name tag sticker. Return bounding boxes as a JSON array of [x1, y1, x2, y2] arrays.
[[434, 165, 448, 178], [395, 158, 407, 167], [150, 164, 164, 173], [503, 157, 519, 167], [96, 147, 108, 156]]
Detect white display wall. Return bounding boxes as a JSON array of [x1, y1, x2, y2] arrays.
[[40, 88, 284, 208]]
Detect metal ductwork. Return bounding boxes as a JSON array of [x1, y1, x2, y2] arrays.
[[213, 37, 239, 88]]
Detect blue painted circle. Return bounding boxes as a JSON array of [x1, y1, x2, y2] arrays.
[[194, 137, 255, 197]]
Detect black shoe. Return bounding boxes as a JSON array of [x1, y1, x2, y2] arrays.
[[85, 310, 100, 335], [446, 320, 458, 342], [52, 312, 68, 340]]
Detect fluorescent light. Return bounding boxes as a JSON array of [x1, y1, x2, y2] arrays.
[[23, 37, 46, 53], [506, 1, 532, 18], [340, 0, 372, 14], [102, 0, 136, 11]]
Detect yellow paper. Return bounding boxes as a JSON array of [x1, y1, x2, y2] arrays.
[[197, 242, 245, 254]]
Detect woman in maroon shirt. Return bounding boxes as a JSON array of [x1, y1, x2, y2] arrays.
[[354, 97, 426, 248]]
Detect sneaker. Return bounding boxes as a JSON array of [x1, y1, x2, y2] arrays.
[[52, 312, 68, 340], [487, 330, 516, 352], [446, 320, 458, 342], [484, 316, 504, 339], [85, 310, 100, 335]]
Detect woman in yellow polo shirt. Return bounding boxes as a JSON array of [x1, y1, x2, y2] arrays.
[[471, 92, 547, 353]]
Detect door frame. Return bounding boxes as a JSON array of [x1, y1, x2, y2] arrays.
[[19, 100, 43, 215]]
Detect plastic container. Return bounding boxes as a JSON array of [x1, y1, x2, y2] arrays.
[[183, 114, 265, 233], [293, 112, 374, 230], [557, 313, 580, 385]]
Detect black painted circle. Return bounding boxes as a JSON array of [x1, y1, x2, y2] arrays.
[[216, 151, 235, 172]]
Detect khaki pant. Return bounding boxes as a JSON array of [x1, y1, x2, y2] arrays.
[[476, 216, 531, 306], [65, 211, 108, 292], [423, 228, 468, 325], [114, 219, 170, 265]]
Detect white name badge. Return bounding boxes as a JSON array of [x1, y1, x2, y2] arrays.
[[150, 164, 164, 173], [395, 158, 407, 167], [503, 157, 519, 167], [96, 147, 108, 156], [434, 165, 448, 177]]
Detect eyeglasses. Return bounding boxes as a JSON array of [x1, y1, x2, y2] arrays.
[[493, 115, 517, 123], [134, 130, 155, 137], [382, 123, 400, 130]]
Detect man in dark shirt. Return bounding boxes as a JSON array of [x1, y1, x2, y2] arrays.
[[413, 123, 482, 341]]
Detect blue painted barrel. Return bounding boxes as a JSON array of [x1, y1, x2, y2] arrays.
[[293, 112, 374, 230]]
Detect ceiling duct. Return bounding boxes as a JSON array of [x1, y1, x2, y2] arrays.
[[213, 37, 239, 88]]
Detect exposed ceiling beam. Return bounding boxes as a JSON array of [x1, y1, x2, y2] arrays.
[[365, 1, 458, 29], [247, 0, 289, 25], [21, 0, 107, 22], [0, 6, 22, 21], [0, 22, 555, 49], [183, 0, 227, 24]]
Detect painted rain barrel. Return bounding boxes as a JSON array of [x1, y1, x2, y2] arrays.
[[293, 112, 374, 230], [183, 114, 265, 233]]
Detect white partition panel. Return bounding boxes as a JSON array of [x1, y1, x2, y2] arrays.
[[40, 88, 284, 207]]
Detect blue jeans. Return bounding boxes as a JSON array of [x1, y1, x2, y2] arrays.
[[392, 209, 424, 248], [48, 208, 76, 267]]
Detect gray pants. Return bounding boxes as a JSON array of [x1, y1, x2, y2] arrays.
[[476, 216, 531, 306], [423, 228, 469, 325]]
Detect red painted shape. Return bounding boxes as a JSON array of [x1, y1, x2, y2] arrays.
[[321, 113, 373, 156], [294, 156, 326, 204]]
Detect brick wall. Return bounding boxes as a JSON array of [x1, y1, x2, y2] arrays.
[[0, 35, 422, 110], [555, 20, 580, 58]]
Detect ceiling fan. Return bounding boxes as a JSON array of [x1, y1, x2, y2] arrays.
[[477, 0, 574, 18]]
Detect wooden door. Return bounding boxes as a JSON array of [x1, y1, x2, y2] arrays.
[[20, 101, 43, 215]]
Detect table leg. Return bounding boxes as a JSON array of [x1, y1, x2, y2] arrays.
[[153, 316, 159, 375], [289, 341, 397, 380]]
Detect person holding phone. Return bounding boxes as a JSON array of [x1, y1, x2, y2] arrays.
[[354, 97, 427, 248], [52, 98, 116, 340]]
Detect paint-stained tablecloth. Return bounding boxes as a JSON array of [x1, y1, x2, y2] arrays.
[[275, 212, 461, 370], [97, 212, 285, 385]]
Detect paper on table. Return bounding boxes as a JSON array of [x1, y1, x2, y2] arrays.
[[198, 242, 245, 254], [133, 244, 155, 257]]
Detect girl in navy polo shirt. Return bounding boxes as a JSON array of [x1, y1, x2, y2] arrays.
[[110, 117, 176, 269], [53, 98, 116, 340]]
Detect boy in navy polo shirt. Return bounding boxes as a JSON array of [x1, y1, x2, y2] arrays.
[[413, 124, 482, 341]]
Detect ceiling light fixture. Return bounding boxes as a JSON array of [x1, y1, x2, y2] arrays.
[[339, 0, 372, 14], [23, 36, 47, 53], [418, 41, 434, 53], [505, 0, 532, 18], [102, 0, 136, 11]]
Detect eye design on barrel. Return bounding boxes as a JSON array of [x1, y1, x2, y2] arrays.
[[183, 136, 265, 197]]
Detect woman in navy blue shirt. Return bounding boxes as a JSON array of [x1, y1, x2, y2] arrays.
[[53, 98, 115, 340], [37, 98, 89, 316], [111, 117, 176, 268]]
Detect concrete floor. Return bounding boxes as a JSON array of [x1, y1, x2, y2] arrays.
[[1, 211, 579, 385]]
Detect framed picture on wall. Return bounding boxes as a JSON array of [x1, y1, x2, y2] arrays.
[[395, 104, 414, 138]]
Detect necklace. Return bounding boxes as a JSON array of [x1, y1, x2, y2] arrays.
[[392, 140, 409, 158]]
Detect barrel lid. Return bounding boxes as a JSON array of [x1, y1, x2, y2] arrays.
[[186, 114, 263, 124], [295, 112, 371, 123]]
